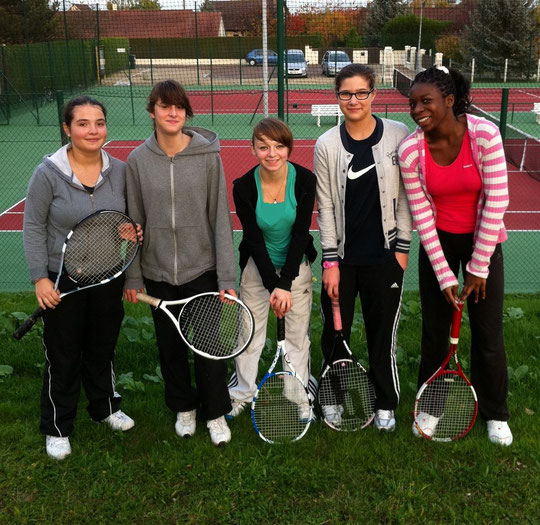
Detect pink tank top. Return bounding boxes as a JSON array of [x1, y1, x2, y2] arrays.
[[425, 131, 481, 234]]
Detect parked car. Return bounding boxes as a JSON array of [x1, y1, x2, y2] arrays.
[[246, 49, 278, 66], [285, 49, 308, 78], [321, 50, 352, 76]]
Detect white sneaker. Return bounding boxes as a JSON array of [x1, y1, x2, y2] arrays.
[[101, 410, 135, 431], [374, 409, 396, 432], [322, 404, 343, 427], [487, 420, 513, 446], [413, 411, 440, 438], [46, 435, 71, 460], [298, 403, 314, 423], [175, 409, 197, 438], [207, 416, 231, 446], [225, 399, 247, 420]]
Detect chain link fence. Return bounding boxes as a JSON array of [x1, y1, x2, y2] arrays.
[[1, 0, 538, 292]]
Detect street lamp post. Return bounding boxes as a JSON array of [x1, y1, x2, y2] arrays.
[[415, 0, 426, 73]]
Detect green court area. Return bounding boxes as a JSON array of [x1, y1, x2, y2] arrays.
[[1, 94, 539, 294], [2, 231, 539, 294]]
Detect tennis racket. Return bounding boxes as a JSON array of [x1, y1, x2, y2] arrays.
[[251, 316, 313, 444], [135, 291, 254, 360], [413, 303, 478, 442], [14, 210, 139, 340], [317, 298, 376, 431]]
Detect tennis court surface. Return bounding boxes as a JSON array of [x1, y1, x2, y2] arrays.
[[1, 138, 538, 293]]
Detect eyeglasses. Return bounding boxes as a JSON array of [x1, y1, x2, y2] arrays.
[[336, 89, 374, 101]]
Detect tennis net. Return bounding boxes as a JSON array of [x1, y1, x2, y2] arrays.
[[393, 68, 414, 97], [472, 104, 540, 182]]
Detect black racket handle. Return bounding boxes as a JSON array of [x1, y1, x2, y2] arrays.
[[277, 317, 285, 341], [13, 306, 44, 340]]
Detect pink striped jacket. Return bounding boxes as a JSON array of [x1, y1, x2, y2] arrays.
[[398, 114, 509, 290]]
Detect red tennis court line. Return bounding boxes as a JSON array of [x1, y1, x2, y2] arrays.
[[2, 140, 538, 231]]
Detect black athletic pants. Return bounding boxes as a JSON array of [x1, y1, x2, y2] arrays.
[[145, 271, 232, 421], [320, 258, 404, 411], [40, 275, 124, 437], [418, 230, 509, 422]]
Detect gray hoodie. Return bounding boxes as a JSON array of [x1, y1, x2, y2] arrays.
[[23, 145, 127, 282], [124, 126, 236, 291]]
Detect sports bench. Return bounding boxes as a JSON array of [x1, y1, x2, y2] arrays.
[[311, 104, 343, 127], [531, 102, 540, 124]]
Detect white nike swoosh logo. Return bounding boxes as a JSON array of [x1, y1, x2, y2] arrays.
[[348, 163, 376, 180], [463, 164, 473, 168]]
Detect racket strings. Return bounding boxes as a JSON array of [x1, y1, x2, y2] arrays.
[[253, 373, 311, 443], [417, 373, 477, 440], [179, 295, 252, 358], [64, 212, 138, 284], [318, 360, 376, 430]]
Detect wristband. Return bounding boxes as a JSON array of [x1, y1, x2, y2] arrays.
[[322, 261, 339, 269]]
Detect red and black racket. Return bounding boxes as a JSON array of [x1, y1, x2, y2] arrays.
[[413, 303, 478, 442], [317, 298, 376, 431]]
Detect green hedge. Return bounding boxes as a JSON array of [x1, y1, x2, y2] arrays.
[[102, 37, 132, 77], [385, 14, 450, 54], [1, 37, 130, 100], [128, 35, 322, 59]]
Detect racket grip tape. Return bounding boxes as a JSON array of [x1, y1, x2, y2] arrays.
[[450, 302, 464, 341], [13, 306, 44, 340], [135, 292, 161, 308], [277, 317, 285, 341], [331, 298, 342, 332]]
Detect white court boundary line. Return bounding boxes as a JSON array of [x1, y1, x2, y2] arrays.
[[0, 198, 26, 232], [517, 89, 540, 100]]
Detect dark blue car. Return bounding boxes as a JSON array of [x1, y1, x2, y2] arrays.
[[246, 49, 278, 66]]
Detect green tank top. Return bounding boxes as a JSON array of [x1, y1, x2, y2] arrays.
[[255, 162, 297, 269]]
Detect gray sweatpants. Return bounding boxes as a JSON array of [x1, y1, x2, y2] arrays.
[[228, 257, 313, 402]]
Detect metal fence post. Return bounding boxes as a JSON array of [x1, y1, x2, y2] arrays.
[[277, 0, 284, 120], [499, 88, 509, 143], [56, 90, 67, 145]]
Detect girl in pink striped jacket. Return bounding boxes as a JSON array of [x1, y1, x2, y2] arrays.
[[398, 66, 512, 446]]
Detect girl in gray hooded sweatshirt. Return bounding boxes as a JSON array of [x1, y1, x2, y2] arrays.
[[23, 96, 135, 461], [124, 80, 236, 446]]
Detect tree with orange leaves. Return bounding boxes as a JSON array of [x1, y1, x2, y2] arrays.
[[303, 7, 358, 47]]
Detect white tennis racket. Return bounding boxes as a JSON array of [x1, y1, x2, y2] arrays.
[[136, 292, 254, 360], [251, 316, 313, 444], [14, 210, 139, 340]]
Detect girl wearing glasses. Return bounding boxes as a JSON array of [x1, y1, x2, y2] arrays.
[[314, 64, 412, 431]]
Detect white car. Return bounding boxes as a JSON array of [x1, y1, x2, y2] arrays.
[[285, 49, 308, 78], [321, 50, 352, 76]]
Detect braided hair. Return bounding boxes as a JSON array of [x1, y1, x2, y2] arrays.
[[411, 66, 472, 117]]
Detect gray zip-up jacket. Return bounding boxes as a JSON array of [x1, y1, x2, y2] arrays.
[[124, 127, 236, 291], [314, 119, 413, 262], [23, 145, 127, 282]]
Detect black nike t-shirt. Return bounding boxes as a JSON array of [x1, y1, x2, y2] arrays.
[[341, 117, 393, 265]]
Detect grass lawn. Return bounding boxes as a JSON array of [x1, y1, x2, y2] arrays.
[[0, 291, 538, 524]]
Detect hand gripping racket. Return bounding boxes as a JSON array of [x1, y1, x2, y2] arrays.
[[251, 316, 313, 444], [413, 303, 478, 442], [317, 298, 376, 431], [14, 210, 139, 340], [136, 292, 254, 360]]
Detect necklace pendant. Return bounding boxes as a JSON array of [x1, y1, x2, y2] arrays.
[[273, 198, 277, 204]]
